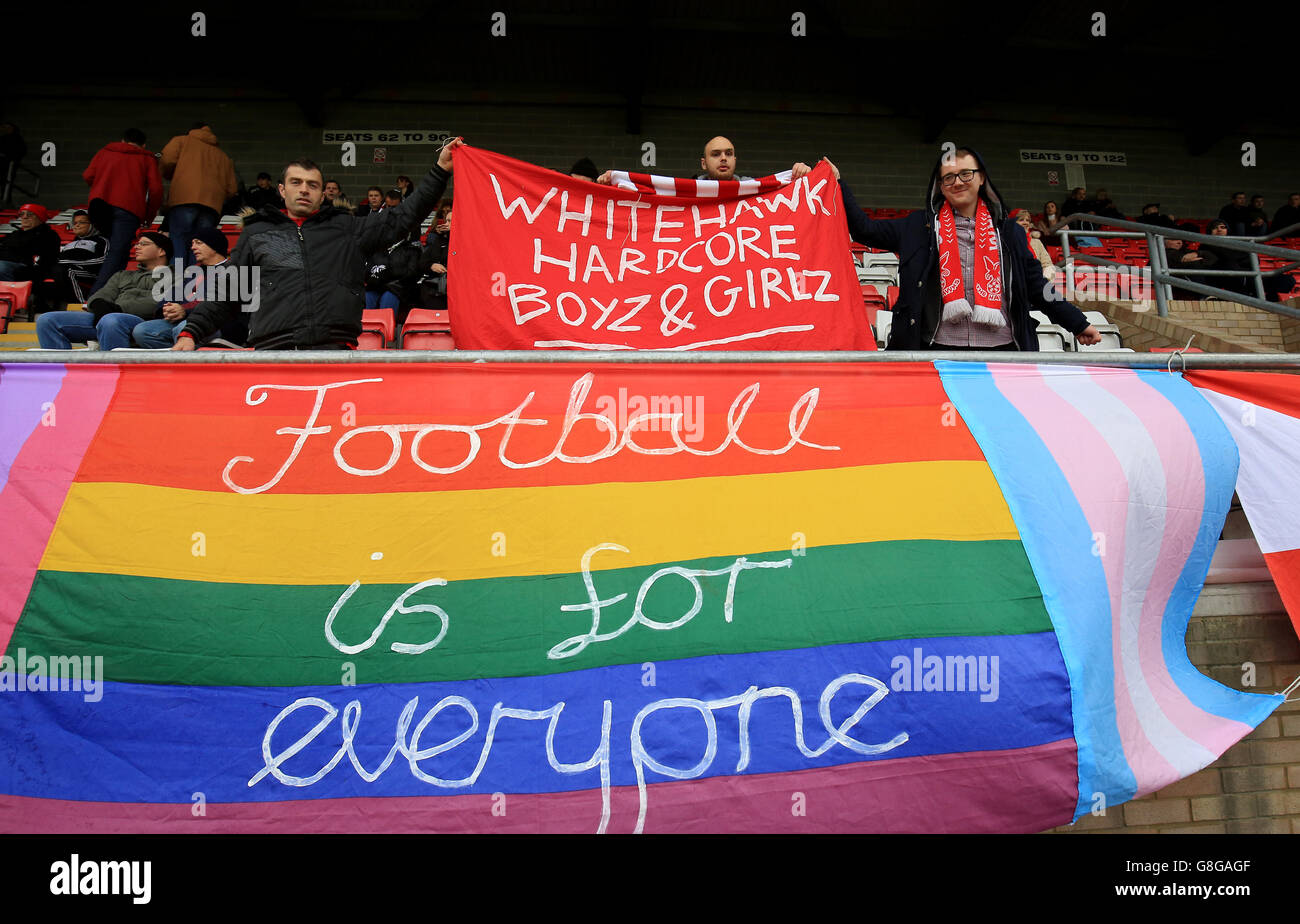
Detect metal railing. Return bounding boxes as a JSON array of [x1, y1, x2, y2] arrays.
[[1053, 214, 1300, 320], [4, 349, 1299, 370]]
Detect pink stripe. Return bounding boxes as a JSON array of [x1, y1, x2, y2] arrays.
[[988, 365, 1176, 786], [0, 740, 1077, 834], [1090, 370, 1253, 771], [0, 365, 119, 654]]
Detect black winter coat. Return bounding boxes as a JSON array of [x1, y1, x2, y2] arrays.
[[183, 165, 449, 348], [839, 150, 1089, 350]]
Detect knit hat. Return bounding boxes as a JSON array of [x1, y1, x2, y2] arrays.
[[191, 226, 230, 256], [139, 231, 174, 259], [18, 203, 52, 222], [569, 157, 599, 181]]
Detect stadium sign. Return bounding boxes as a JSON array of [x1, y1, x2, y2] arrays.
[[1020, 149, 1127, 165], [322, 130, 453, 145]]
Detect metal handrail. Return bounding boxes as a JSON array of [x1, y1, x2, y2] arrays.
[[1054, 213, 1300, 319], [4, 350, 1299, 369]]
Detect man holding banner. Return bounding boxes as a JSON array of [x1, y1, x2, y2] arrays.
[[173, 138, 463, 350], [451, 144, 875, 351], [829, 147, 1101, 351]]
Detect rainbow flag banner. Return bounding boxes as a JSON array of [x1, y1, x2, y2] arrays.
[[0, 360, 1283, 833]]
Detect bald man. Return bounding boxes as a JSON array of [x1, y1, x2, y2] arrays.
[[598, 136, 813, 184]]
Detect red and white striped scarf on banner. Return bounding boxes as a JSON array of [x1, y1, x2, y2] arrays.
[[935, 198, 1006, 327], [606, 169, 793, 199]]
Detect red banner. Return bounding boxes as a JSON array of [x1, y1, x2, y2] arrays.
[[448, 147, 874, 351]]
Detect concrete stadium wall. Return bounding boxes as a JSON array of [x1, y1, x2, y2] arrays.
[[7, 87, 1300, 222]]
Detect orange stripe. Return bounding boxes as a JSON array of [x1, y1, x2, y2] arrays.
[[77, 362, 983, 493]]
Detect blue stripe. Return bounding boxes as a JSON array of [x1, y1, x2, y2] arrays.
[[0, 633, 1071, 803], [935, 360, 1129, 818], [1138, 371, 1282, 723]]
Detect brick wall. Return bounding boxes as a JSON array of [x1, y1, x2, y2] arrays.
[[6, 85, 1300, 221], [1051, 581, 1300, 834], [1100, 301, 1280, 353]]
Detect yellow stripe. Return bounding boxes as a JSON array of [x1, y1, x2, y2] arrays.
[[42, 462, 1016, 585]]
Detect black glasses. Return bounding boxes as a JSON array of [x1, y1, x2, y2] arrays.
[[940, 168, 981, 188]]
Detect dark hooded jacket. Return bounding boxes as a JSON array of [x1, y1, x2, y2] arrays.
[[839, 148, 1090, 350], [180, 165, 449, 349]]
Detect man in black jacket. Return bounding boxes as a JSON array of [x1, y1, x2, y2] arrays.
[[175, 137, 463, 350], [0, 203, 61, 284], [823, 148, 1099, 350]]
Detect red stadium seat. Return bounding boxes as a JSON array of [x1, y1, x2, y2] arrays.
[[361, 308, 395, 342], [402, 308, 451, 331], [356, 330, 387, 350], [402, 331, 456, 350], [886, 285, 900, 307], [0, 281, 33, 312]]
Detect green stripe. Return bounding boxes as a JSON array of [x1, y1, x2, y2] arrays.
[[12, 540, 1051, 686]]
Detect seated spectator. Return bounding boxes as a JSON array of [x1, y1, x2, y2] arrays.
[[1091, 188, 1124, 222], [385, 189, 416, 242], [1012, 209, 1056, 281], [132, 228, 246, 348], [1200, 218, 1296, 303], [56, 210, 109, 305], [1060, 186, 1097, 232], [323, 180, 354, 214], [0, 203, 61, 285], [1135, 202, 1175, 230], [1271, 193, 1300, 236], [1244, 195, 1269, 237], [415, 203, 452, 313], [1033, 200, 1064, 243], [244, 172, 285, 211], [36, 232, 172, 349], [356, 186, 385, 218], [364, 199, 424, 312], [1163, 237, 1210, 300], [1218, 191, 1254, 236], [395, 175, 414, 199]]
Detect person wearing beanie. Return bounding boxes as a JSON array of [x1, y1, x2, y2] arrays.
[[133, 227, 246, 348], [0, 203, 62, 285], [36, 232, 173, 350], [569, 158, 599, 181]]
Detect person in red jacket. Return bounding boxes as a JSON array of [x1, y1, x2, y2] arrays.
[[82, 127, 163, 295]]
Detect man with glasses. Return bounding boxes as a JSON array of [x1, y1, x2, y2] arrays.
[[819, 147, 1100, 350]]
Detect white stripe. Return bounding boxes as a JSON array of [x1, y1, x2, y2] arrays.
[[694, 180, 720, 198], [651, 176, 677, 197], [534, 325, 815, 352], [1043, 370, 1215, 777], [737, 180, 759, 196], [608, 171, 638, 192], [1197, 389, 1300, 554]]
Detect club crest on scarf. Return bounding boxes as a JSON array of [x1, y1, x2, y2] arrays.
[[936, 199, 1006, 327]]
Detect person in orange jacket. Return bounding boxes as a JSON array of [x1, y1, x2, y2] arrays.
[[160, 121, 238, 269]]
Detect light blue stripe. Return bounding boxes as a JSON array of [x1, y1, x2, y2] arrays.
[[1138, 371, 1283, 723], [935, 360, 1132, 819], [0, 364, 66, 493]]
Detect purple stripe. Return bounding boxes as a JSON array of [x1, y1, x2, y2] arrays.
[[0, 364, 67, 494]]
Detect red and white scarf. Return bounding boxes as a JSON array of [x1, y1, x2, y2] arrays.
[[935, 198, 1006, 327], [606, 169, 792, 199]]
